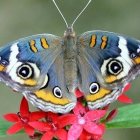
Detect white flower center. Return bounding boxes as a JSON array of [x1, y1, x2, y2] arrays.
[[78, 117, 85, 125]]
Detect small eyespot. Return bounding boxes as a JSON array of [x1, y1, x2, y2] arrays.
[[130, 53, 137, 58], [0, 57, 8, 66], [53, 86, 62, 98], [107, 59, 123, 75], [17, 64, 33, 79], [89, 82, 100, 94], [1, 60, 8, 66]]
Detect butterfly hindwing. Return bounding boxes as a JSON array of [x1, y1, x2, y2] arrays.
[[77, 48, 122, 109], [23, 54, 76, 113], [77, 31, 140, 109]]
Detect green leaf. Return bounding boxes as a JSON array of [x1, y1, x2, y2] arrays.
[[106, 104, 140, 129], [0, 119, 11, 136], [0, 119, 23, 137]]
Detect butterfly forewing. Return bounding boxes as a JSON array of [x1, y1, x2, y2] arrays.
[[0, 34, 62, 92]]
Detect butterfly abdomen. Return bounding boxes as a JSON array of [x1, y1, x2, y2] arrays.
[[63, 28, 78, 93]]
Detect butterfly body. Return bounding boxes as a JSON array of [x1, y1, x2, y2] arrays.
[[63, 27, 78, 93]]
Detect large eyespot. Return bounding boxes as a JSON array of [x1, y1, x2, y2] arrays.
[[107, 59, 123, 75], [53, 86, 62, 98], [89, 82, 100, 94], [17, 64, 34, 79]]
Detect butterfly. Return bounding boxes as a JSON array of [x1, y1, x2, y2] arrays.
[[0, 0, 139, 113]]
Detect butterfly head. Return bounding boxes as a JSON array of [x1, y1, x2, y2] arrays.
[[64, 27, 75, 38]]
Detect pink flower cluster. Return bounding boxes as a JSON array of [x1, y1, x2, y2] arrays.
[[3, 83, 132, 140]]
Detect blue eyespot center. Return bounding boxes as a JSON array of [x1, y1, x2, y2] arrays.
[[107, 59, 123, 75], [130, 53, 137, 58], [0, 57, 8, 66], [53, 86, 62, 98], [89, 83, 100, 94], [17, 64, 34, 79]]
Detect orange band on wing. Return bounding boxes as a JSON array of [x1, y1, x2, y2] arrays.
[[86, 88, 111, 102], [29, 40, 38, 53], [34, 90, 70, 105], [24, 79, 37, 86], [101, 36, 108, 49], [133, 57, 140, 64], [90, 35, 96, 48], [40, 38, 49, 49], [105, 75, 117, 83], [0, 65, 5, 71]]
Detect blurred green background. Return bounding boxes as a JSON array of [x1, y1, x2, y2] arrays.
[[0, 0, 140, 139]]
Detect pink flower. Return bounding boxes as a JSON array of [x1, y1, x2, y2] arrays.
[[60, 102, 106, 140], [29, 112, 67, 140], [79, 124, 105, 140], [3, 97, 46, 136], [75, 88, 84, 98]]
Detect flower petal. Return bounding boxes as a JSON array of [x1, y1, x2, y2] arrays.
[[29, 121, 50, 131], [84, 122, 103, 135], [79, 130, 92, 140], [118, 93, 133, 104], [85, 110, 106, 121], [73, 102, 86, 116], [47, 112, 58, 119], [55, 129, 67, 140], [58, 114, 76, 128], [30, 111, 46, 121], [7, 122, 23, 135], [68, 123, 83, 140], [122, 83, 131, 93], [98, 123, 106, 134], [46, 112, 59, 123], [20, 97, 29, 116], [106, 109, 118, 122], [3, 114, 19, 122], [41, 131, 53, 140], [24, 125, 34, 136], [75, 89, 83, 98]]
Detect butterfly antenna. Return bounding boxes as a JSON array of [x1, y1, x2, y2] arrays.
[[52, 0, 68, 28], [71, 0, 92, 27]]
